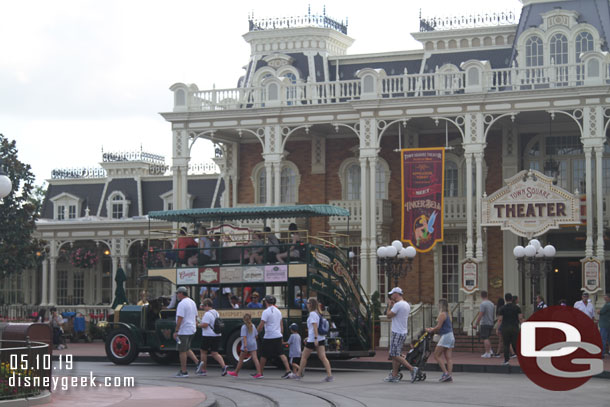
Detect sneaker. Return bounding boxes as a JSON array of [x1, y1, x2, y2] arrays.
[[438, 373, 448, 382], [221, 366, 229, 376], [195, 361, 204, 374], [281, 371, 292, 379], [493, 352, 502, 358], [227, 371, 238, 378], [383, 375, 399, 383], [410, 367, 419, 383], [442, 375, 453, 382], [174, 370, 189, 378], [322, 376, 334, 382], [510, 354, 517, 359], [481, 352, 491, 358], [252, 373, 263, 379], [196, 370, 207, 376], [502, 360, 510, 366]]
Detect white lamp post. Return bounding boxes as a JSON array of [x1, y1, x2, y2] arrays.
[[377, 240, 417, 288], [513, 239, 555, 299], [0, 158, 11, 198]]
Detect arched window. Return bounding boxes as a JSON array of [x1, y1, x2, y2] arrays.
[[258, 169, 267, 204], [525, 36, 543, 67], [280, 166, 296, 203], [106, 192, 130, 219], [375, 161, 389, 200], [444, 161, 459, 197], [252, 162, 300, 204], [550, 33, 568, 65], [575, 31, 594, 62], [340, 158, 390, 200], [346, 163, 361, 200]]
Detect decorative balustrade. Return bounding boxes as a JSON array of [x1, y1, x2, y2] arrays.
[[178, 60, 609, 112], [328, 199, 392, 229]]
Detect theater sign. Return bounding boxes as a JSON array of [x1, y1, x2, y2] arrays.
[[481, 170, 580, 238]]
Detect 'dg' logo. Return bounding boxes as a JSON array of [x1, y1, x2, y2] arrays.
[[518, 306, 603, 391]]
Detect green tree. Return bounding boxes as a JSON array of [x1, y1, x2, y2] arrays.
[[0, 134, 42, 276]]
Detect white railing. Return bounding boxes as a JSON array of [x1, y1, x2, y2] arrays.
[[0, 305, 112, 321], [182, 61, 608, 112], [443, 197, 469, 222], [328, 199, 392, 229]]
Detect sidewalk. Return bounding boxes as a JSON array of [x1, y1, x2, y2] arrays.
[[54, 341, 610, 378]]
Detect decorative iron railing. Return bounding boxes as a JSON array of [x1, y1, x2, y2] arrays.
[[248, 7, 347, 35], [102, 150, 165, 164], [51, 167, 106, 179], [419, 10, 517, 32]]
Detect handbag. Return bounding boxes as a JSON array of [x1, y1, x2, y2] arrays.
[[432, 333, 441, 343]]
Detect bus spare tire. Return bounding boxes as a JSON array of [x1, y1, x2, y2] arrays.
[[225, 330, 252, 368], [105, 328, 139, 365], [149, 350, 178, 365]]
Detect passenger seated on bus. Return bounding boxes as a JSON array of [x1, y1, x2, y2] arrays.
[[276, 223, 302, 263], [197, 226, 213, 265], [247, 292, 263, 308], [244, 231, 265, 264], [147, 298, 163, 329], [216, 287, 232, 309], [174, 227, 198, 266], [211, 232, 222, 262], [294, 292, 307, 310], [230, 295, 241, 309], [264, 226, 281, 263]]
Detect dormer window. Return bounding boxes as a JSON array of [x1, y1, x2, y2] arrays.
[[106, 191, 130, 219], [50, 192, 82, 220]]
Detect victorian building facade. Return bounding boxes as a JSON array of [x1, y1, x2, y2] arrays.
[[162, 0, 610, 316]]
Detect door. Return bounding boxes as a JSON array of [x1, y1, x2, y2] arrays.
[[547, 257, 582, 306]]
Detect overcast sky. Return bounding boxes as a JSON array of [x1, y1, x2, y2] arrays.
[[0, 0, 523, 185]]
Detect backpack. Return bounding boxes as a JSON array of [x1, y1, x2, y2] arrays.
[[212, 310, 224, 334], [317, 313, 329, 335]]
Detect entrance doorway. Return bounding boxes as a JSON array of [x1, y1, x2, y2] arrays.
[[547, 257, 581, 306]]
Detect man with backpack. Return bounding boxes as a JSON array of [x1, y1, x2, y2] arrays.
[[257, 295, 293, 378], [196, 298, 229, 377]]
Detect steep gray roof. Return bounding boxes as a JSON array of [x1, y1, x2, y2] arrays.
[[41, 183, 105, 219], [332, 59, 424, 81], [423, 48, 514, 73]]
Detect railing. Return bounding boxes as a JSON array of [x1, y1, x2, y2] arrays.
[[0, 305, 112, 322], [328, 199, 392, 229], [181, 61, 609, 112], [0, 339, 50, 400], [443, 197, 468, 222]]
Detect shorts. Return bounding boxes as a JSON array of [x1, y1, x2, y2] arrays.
[[200, 336, 221, 352], [262, 337, 283, 359], [305, 340, 326, 350], [479, 325, 493, 340], [177, 334, 193, 352], [389, 332, 407, 357], [290, 357, 301, 365], [437, 332, 455, 349]]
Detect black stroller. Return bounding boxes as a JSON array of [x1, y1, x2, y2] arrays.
[[396, 331, 432, 382]]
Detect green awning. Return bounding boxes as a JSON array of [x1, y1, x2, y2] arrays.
[[148, 204, 350, 223]]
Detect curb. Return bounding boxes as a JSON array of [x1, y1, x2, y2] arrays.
[[53, 354, 610, 379]]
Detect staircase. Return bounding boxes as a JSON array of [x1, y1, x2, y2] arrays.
[[431, 332, 501, 353]]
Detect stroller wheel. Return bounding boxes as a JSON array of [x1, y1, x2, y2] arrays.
[[421, 373, 426, 381], [397, 373, 403, 381]]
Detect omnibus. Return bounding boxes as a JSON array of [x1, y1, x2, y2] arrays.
[[105, 204, 374, 366]]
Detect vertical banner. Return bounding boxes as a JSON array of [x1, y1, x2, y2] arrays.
[[401, 148, 445, 252]]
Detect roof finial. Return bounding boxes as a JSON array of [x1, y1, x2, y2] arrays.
[[323, 5, 326, 16], [308, 4, 311, 16]]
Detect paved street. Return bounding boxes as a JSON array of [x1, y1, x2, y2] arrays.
[[39, 361, 609, 407]]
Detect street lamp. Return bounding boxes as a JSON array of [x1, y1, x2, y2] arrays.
[[513, 238, 556, 300], [0, 158, 11, 198], [376, 240, 417, 288]]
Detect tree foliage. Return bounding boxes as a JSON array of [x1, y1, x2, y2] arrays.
[[0, 134, 42, 276]]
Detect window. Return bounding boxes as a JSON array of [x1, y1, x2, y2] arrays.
[[280, 166, 296, 203], [57, 270, 68, 305], [441, 244, 459, 303], [575, 31, 594, 62], [106, 192, 130, 219], [112, 195, 123, 219], [346, 163, 361, 200], [525, 36, 543, 67], [253, 162, 300, 204], [340, 158, 390, 200], [258, 167, 267, 204], [375, 162, 388, 199], [68, 205, 77, 219], [550, 33, 568, 65], [57, 205, 65, 220], [444, 161, 458, 197], [73, 271, 84, 305]]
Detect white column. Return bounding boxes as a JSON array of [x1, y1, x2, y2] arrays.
[[273, 161, 281, 232], [359, 157, 370, 294], [111, 255, 118, 305], [41, 259, 48, 305], [264, 162, 273, 206], [465, 153, 474, 258], [584, 146, 594, 257], [49, 256, 57, 306], [595, 146, 604, 258], [475, 151, 484, 260], [172, 130, 190, 211], [368, 156, 378, 293]]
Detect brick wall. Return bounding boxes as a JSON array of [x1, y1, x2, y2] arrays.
[[485, 131, 504, 300]]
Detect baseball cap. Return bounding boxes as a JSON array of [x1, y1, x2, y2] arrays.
[[176, 286, 188, 294], [289, 323, 299, 331], [222, 287, 232, 294], [388, 287, 403, 296], [582, 291, 589, 296]]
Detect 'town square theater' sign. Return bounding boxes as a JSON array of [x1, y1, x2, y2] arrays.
[[481, 169, 580, 238]]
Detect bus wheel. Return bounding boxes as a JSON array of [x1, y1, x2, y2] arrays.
[[226, 330, 252, 368], [105, 328, 139, 365], [149, 350, 178, 365]]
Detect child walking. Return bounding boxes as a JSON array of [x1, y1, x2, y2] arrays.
[[227, 314, 262, 378], [287, 323, 301, 375]]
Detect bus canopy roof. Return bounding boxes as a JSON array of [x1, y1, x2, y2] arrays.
[[148, 204, 350, 223]]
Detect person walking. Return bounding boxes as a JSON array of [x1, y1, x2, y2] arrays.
[[227, 313, 262, 378], [288, 297, 333, 382], [598, 293, 610, 358], [286, 323, 302, 375], [534, 294, 547, 311], [496, 293, 523, 366], [574, 292, 596, 320], [472, 290, 496, 358], [196, 298, 229, 377], [257, 295, 292, 378], [427, 298, 455, 382], [173, 286, 200, 377], [383, 287, 418, 383]]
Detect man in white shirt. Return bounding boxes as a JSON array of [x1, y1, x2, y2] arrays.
[[257, 295, 292, 378], [384, 287, 418, 383], [173, 286, 200, 377], [574, 292, 596, 320], [196, 298, 229, 377]]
